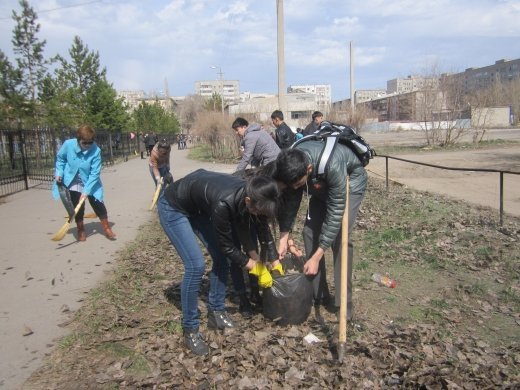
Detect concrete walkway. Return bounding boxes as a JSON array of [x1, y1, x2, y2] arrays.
[[0, 148, 233, 389]]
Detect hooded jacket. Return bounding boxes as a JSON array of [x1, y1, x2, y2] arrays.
[[163, 169, 275, 267], [278, 140, 368, 250], [236, 123, 280, 171]]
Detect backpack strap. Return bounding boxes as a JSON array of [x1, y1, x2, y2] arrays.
[[317, 133, 339, 177]]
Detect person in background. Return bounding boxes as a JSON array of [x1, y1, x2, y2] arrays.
[[295, 128, 304, 141], [138, 133, 147, 159], [52, 124, 116, 241], [149, 139, 172, 186], [232, 117, 280, 171], [147, 132, 158, 156], [158, 169, 280, 355], [271, 110, 295, 149], [303, 111, 324, 136]]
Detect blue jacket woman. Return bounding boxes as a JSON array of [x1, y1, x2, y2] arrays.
[[158, 169, 279, 355], [52, 125, 115, 241]]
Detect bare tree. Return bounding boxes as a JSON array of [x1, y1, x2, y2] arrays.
[[327, 105, 377, 133]]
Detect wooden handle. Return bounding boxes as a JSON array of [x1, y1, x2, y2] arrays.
[[339, 176, 350, 345]]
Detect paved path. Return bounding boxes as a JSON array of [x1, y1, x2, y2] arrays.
[[0, 148, 233, 389]]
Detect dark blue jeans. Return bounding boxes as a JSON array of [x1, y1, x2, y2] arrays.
[[158, 194, 229, 330], [149, 165, 170, 186]]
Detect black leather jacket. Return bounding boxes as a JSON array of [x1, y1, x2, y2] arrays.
[[163, 169, 276, 267], [275, 122, 295, 149]]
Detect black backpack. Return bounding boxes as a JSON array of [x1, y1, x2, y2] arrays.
[[292, 121, 376, 179]]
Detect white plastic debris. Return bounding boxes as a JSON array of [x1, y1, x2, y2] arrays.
[[303, 332, 321, 344]]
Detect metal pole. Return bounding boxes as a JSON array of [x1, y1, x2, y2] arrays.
[[220, 68, 224, 116], [499, 172, 504, 226], [277, 0, 286, 114], [385, 157, 389, 190], [350, 41, 355, 110]]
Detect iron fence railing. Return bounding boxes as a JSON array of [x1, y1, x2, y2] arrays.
[[0, 127, 179, 198], [376, 154, 520, 225]]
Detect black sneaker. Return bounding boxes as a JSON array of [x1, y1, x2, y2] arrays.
[[183, 328, 209, 356], [208, 310, 236, 330]]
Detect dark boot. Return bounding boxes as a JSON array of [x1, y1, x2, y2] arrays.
[[100, 218, 116, 240], [238, 293, 253, 318], [183, 328, 209, 356], [208, 310, 236, 330], [76, 220, 86, 242], [249, 286, 262, 307]]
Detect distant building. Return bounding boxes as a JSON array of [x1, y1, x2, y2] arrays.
[[387, 76, 439, 94], [287, 84, 331, 112], [445, 58, 520, 93], [117, 90, 177, 112], [354, 89, 387, 105], [194, 80, 240, 105], [239, 91, 276, 102], [118, 90, 145, 111], [228, 93, 317, 128]]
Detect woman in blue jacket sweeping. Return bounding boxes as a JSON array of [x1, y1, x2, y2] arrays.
[[52, 124, 116, 241]]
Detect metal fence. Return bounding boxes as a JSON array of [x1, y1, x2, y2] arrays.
[[377, 154, 520, 225], [0, 127, 178, 198]]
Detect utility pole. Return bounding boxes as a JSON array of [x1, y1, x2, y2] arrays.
[[350, 41, 355, 111], [211, 66, 225, 115], [277, 0, 286, 114], [164, 77, 169, 98]]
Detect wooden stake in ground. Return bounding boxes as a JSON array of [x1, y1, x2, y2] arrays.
[[149, 182, 162, 210], [51, 197, 86, 241], [338, 176, 350, 362]]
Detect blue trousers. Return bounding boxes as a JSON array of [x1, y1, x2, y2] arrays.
[[158, 194, 230, 330], [149, 165, 170, 186]]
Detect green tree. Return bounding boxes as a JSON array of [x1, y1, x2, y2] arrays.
[[0, 50, 24, 125], [85, 79, 129, 131], [132, 100, 179, 134], [11, 0, 48, 125], [41, 36, 108, 127]]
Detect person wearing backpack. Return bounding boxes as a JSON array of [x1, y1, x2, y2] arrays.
[[272, 130, 368, 323], [271, 110, 295, 149]]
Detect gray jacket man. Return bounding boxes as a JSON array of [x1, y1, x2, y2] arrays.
[[233, 118, 280, 171]]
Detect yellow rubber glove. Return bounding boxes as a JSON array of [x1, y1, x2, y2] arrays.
[[249, 262, 273, 288], [271, 263, 285, 278]]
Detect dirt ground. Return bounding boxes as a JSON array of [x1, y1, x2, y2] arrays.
[[366, 129, 520, 218], [21, 128, 519, 389]]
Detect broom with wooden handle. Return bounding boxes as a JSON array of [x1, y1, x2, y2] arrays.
[[338, 176, 350, 363], [51, 197, 86, 241], [149, 181, 162, 210]]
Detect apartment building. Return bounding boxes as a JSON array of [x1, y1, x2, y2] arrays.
[[446, 58, 520, 93], [194, 80, 240, 105], [354, 89, 387, 105], [387, 76, 439, 94]]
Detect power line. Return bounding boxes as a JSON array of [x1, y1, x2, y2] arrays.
[[0, 0, 104, 21]]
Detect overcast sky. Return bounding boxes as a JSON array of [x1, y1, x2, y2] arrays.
[[1, 0, 519, 101]]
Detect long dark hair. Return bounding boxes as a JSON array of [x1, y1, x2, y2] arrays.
[[244, 175, 279, 218]]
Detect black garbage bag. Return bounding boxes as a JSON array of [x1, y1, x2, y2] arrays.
[[263, 272, 313, 326]]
